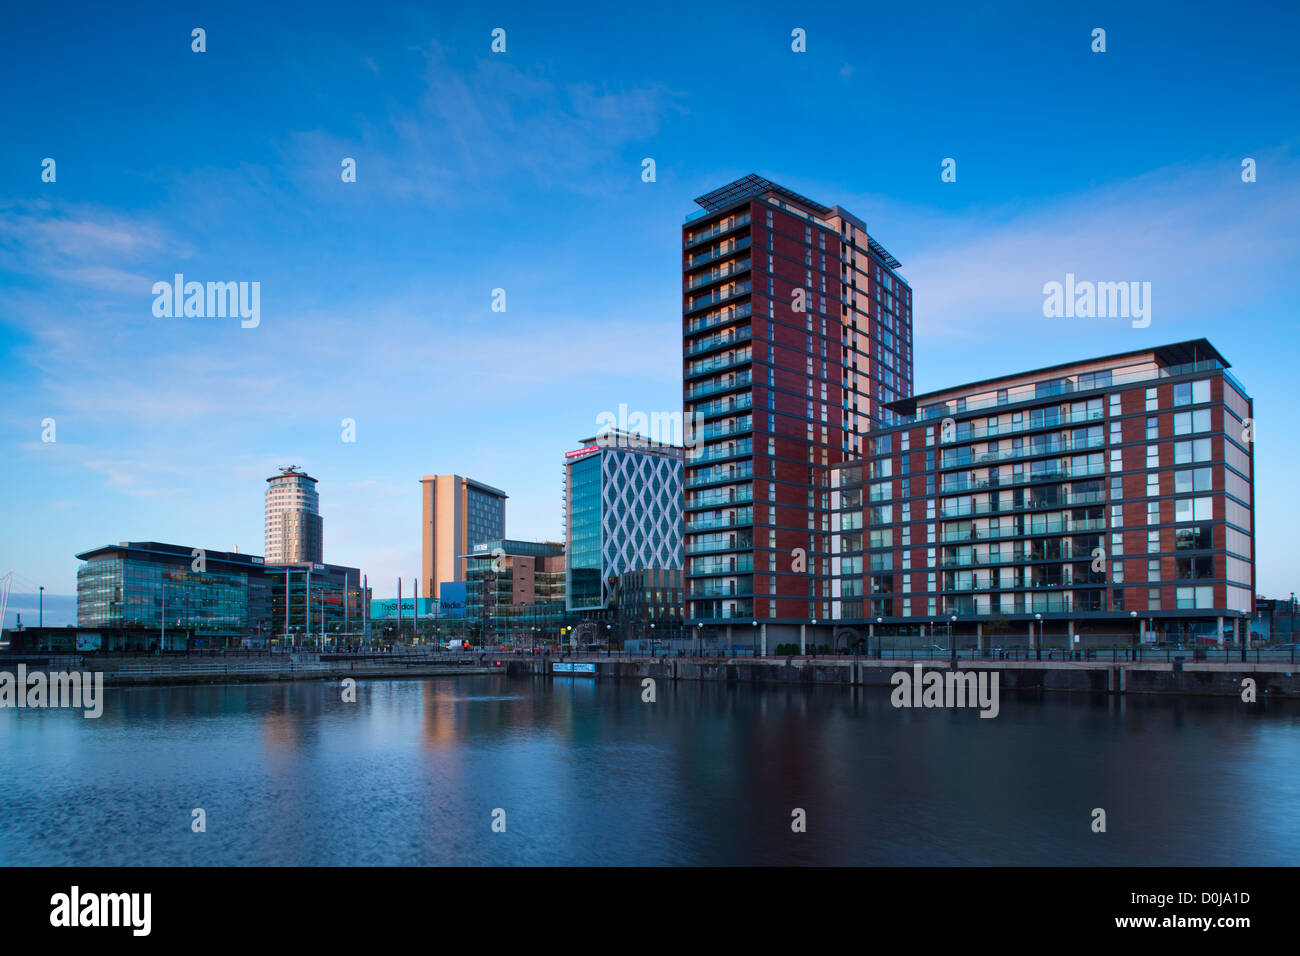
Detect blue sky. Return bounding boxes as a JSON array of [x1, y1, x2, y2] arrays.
[[2, 0, 1297, 625]]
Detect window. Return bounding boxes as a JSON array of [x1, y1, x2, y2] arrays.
[[1147, 530, 1160, 553], [1175, 556, 1214, 580], [1145, 388, 1158, 411], [1174, 438, 1213, 464], [1175, 525, 1211, 550], [1174, 380, 1212, 406], [1175, 585, 1214, 609], [1174, 468, 1213, 493], [1174, 410, 1212, 435], [1172, 496, 1212, 522], [1147, 559, 1161, 581], [1146, 417, 1159, 440]]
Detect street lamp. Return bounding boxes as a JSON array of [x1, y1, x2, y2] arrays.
[[1034, 612, 1042, 660], [949, 615, 957, 662], [875, 617, 883, 659], [752, 619, 758, 658], [696, 621, 703, 658]]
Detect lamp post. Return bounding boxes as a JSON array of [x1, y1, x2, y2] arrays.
[[1129, 610, 1138, 653], [949, 615, 957, 665], [1034, 612, 1042, 660], [39, 586, 43, 628], [696, 621, 703, 658], [752, 619, 758, 658], [875, 617, 882, 659]]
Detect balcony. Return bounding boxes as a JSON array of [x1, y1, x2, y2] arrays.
[[686, 535, 754, 555], [691, 601, 756, 620], [685, 462, 754, 488], [939, 434, 1106, 469], [685, 281, 751, 315], [940, 461, 1105, 493], [689, 580, 755, 599], [893, 358, 1236, 426], [686, 302, 752, 334], [686, 486, 754, 510], [684, 214, 750, 249], [939, 516, 1107, 543], [686, 349, 752, 380], [689, 556, 755, 576], [686, 259, 751, 292], [690, 393, 753, 420], [696, 416, 753, 441], [685, 325, 752, 358], [686, 509, 754, 532], [687, 438, 753, 465], [686, 371, 752, 400], [687, 236, 750, 270]]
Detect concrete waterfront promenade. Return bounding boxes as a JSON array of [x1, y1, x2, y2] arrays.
[[514, 653, 1300, 699], [4, 648, 1296, 698]]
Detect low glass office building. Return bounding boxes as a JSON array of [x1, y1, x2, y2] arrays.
[[76, 542, 272, 649]]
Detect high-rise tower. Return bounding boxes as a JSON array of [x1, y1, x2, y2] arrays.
[[264, 465, 323, 565], [681, 175, 913, 650], [421, 474, 508, 599]]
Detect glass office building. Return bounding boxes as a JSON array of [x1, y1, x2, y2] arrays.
[[76, 541, 272, 648], [76, 541, 368, 648], [266, 563, 367, 644], [464, 539, 572, 642], [563, 430, 683, 613]]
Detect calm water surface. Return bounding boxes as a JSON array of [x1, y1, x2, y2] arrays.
[[2, 674, 1297, 865]]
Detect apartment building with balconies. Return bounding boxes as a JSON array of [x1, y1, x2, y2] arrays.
[[682, 174, 913, 651], [828, 339, 1255, 649]]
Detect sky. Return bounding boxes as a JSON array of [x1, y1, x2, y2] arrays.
[[1, 0, 1297, 626]]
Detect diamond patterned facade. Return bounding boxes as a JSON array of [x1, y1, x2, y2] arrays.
[[564, 436, 684, 611]]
